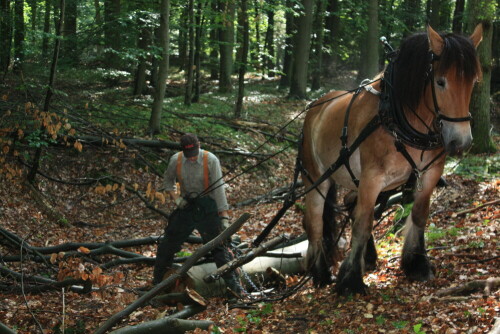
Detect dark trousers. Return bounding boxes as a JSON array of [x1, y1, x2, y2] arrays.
[[153, 197, 241, 293]]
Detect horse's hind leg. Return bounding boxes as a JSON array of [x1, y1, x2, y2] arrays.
[[401, 171, 441, 281], [343, 191, 377, 272], [304, 183, 335, 286], [336, 179, 381, 296]]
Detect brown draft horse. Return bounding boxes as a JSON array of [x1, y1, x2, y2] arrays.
[[301, 25, 483, 295]]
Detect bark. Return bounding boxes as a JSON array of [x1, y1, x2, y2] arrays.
[[323, 0, 340, 76], [193, 1, 203, 103], [13, 0, 24, 72], [149, 0, 170, 135], [357, 0, 379, 81], [133, 16, 152, 96], [234, 0, 249, 117], [310, 0, 325, 91], [184, 0, 195, 106], [62, 0, 78, 65], [93, 213, 250, 334], [452, 0, 465, 33], [263, 4, 275, 77], [435, 277, 500, 297], [218, 0, 235, 93], [41, 0, 51, 58], [0, 0, 11, 74], [103, 0, 121, 68], [279, 0, 295, 89], [466, 1, 496, 153], [109, 317, 213, 334], [288, 0, 313, 99]]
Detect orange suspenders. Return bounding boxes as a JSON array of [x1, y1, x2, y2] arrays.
[[176, 151, 209, 193]]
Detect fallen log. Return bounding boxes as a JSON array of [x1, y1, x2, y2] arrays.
[[109, 317, 213, 334], [435, 277, 500, 297], [0, 321, 17, 334]]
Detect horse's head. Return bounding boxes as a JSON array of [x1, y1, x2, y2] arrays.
[[427, 24, 483, 156]]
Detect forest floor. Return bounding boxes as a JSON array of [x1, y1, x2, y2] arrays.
[[0, 71, 499, 334]]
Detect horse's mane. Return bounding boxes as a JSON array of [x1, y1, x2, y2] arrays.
[[393, 31, 481, 110]]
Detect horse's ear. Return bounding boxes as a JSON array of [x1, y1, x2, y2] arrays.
[[469, 23, 483, 49], [427, 25, 444, 56]]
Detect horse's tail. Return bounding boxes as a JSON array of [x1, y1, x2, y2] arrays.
[[322, 185, 339, 268]]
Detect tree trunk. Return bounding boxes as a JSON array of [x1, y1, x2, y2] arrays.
[[234, 0, 249, 118], [193, 0, 203, 103], [310, 0, 325, 91], [263, 5, 275, 77], [41, 0, 51, 58], [466, 0, 496, 153], [209, 0, 218, 80], [148, 0, 170, 135], [178, 4, 188, 72], [288, 0, 313, 99], [278, 0, 295, 89], [184, 0, 195, 106], [452, 0, 465, 33], [44, 0, 64, 113], [104, 0, 121, 68], [402, 0, 421, 36], [323, 0, 340, 76], [27, 0, 37, 41], [364, 0, 379, 78], [429, 0, 441, 29], [251, 0, 261, 71], [13, 0, 24, 73], [62, 0, 78, 65], [218, 0, 235, 93], [133, 20, 152, 96], [0, 0, 11, 74]]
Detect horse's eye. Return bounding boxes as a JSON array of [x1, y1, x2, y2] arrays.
[[436, 78, 446, 88]]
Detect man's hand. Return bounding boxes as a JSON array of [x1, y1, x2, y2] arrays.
[[220, 216, 230, 229], [175, 197, 188, 209]]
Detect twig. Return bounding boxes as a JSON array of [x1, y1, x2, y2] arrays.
[[454, 199, 500, 216]]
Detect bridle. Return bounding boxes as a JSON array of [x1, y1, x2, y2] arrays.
[[379, 48, 472, 152]]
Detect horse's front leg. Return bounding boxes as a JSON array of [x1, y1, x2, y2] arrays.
[[401, 167, 443, 281], [336, 178, 381, 295]]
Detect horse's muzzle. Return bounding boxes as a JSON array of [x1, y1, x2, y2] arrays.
[[441, 122, 472, 156]]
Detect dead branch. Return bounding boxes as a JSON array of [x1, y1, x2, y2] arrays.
[[435, 277, 500, 297], [0, 321, 17, 334], [234, 181, 304, 208], [109, 317, 213, 334], [93, 213, 250, 334], [454, 199, 500, 216]]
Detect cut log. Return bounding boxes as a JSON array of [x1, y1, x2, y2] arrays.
[[171, 239, 308, 297]]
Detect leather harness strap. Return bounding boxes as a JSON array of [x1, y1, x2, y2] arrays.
[[176, 151, 210, 193]]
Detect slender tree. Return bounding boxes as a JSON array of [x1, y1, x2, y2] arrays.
[[62, 0, 78, 65], [184, 0, 195, 106], [311, 0, 325, 90], [218, 0, 235, 93], [13, 0, 24, 73], [193, 0, 204, 103], [133, 11, 152, 96], [0, 0, 11, 74], [466, 0, 496, 153], [288, 0, 313, 99], [41, 0, 52, 58], [234, 0, 249, 117], [362, 0, 379, 79], [149, 0, 170, 135], [323, 0, 340, 76], [104, 0, 121, 68], [279, 0, 295, 89], [263, 1, 275, 77], [452, 0, 465, 33]]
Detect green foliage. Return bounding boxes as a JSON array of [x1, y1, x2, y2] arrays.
[[445, 155, 500, 181], [413, 323, 426, 334], [26, 129, 56, 148], [392, 320, 409, 329]]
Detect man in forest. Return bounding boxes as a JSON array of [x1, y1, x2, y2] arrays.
[[153, 133, 243, 298]]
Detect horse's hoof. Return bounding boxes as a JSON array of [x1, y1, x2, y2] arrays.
[[365, 262, 377, 272], [402, 255, 436, 282], [335, 276, 368, 296]]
